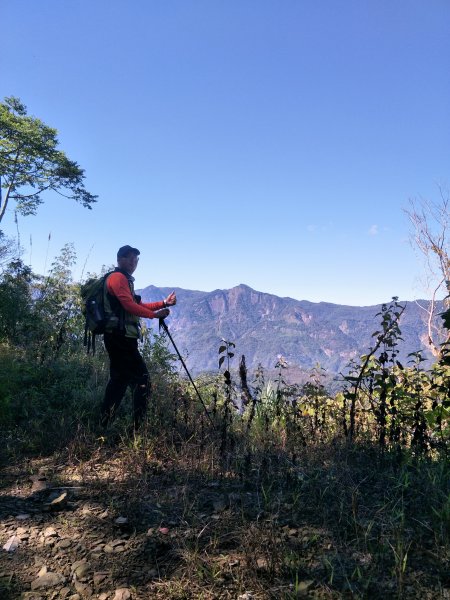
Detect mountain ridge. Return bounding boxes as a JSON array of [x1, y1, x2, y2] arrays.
[[138, 283, 443, 378]]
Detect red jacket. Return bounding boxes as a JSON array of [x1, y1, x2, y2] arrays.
[[106, 272, 165, 318]]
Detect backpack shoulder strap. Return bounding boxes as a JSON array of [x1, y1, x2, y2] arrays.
[[104, 269, 128, 328]]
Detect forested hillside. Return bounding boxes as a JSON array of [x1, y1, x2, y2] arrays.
[[1, 245, 450, 598], [140, 283, 443, 375], [1, 97, 450, 599], [3, 1, 450, 594]]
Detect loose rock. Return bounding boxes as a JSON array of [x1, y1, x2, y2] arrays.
[[71, 559, 91, 580], [296, 580, 314, 596], [47, 491, 68, 511], [74, 580, 93, 595], [93, 572, 109, 586], [3, 535, 20, 552], [43, 527, 57, 538], [256, 557, 268, 569], [31, 572, 65, 590], [31, 479, 48, 494], [113, 589, 131, 600]]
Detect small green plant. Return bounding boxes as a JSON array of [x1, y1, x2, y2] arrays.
[[218, 339, 236, 461]]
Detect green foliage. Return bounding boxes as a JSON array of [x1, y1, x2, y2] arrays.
[[0, 241, 450, 465], [0, 343, 108, 455], [0, 245, 450, 599], [31, 244, 84, 360], [218, 339, 236, 458], [1, 239, 449, 597], [0, 231, 17, 269], [0, 259, 33, 342], [0, 245, 182, 450], [0, 96, 97, 224], [0, 244, 84, 361]]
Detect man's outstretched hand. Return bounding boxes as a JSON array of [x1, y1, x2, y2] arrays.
[[164, 291, 177, 306], [155, 291, 176, 319]]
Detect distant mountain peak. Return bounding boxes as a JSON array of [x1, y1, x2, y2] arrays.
[[138, 283, 441, 379]]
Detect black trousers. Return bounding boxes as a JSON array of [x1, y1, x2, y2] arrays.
[[100, 333, 149, 428]]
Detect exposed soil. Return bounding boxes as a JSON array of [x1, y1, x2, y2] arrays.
[[1, 443, 448, 599]]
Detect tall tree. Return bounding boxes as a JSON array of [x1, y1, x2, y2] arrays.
[[0, 231, 17, 270], [0, 96, 97, 224], [405, 187, 450, 357], [0, 258, 33, 342]]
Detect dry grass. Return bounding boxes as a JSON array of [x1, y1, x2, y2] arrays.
[[2, 421, 448, 599]]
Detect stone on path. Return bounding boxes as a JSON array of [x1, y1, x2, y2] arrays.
[[104, 538, 126, 553], [30, 572, 65, 590], [93, 572, 109, 586], [113, 589, 131, 600], [43, 527, 57, 538], [47, 491, 68, 510], [256, 557, 268, 569], [3, 535, 20, 552], [296, 580, 314, 596], [71, 559, 91, 580], [30, 477, 48, 494], [74, 580, 93, 595], [17, 526, 29, 537]]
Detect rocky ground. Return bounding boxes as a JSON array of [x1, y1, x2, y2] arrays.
[[1, 443, 449, 599], [0, 448, 316, 600]]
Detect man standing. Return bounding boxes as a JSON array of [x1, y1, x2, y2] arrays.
[[100, 245, 176, 429]]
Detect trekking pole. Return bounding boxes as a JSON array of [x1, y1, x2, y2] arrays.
[[159, 318, 215, 427]]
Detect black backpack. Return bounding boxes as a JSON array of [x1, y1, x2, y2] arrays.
[[80, 271, 115, 353]]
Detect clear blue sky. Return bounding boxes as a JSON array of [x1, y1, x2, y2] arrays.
[[1, 0, 449, 305]]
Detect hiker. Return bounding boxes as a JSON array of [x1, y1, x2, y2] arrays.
[[100, 245, 176, 428]]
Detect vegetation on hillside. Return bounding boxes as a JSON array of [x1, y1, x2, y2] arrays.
[[0, 241, 449, 598], [1, 96, 450, 597]]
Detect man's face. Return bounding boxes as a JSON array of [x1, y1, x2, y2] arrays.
[[118, 252, 139, 274]]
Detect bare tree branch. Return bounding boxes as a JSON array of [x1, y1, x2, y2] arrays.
[[405, 189, 450, 358]]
